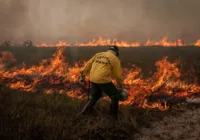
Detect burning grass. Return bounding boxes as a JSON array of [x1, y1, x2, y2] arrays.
[[1, 47, 200, 110], [35, 36, 200, 47], [1, 47, 200, 139]]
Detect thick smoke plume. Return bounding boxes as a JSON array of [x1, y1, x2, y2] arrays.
[[0, 0, 200, 44]]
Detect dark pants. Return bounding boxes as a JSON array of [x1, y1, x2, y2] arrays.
[[89, 82, 121, 117]]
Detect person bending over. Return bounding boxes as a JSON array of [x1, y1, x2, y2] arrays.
[[79, 46, 123, 120]]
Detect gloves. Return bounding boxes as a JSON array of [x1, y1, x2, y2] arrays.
[[79, 76, 85, 84], [117, 88, 129, 101]]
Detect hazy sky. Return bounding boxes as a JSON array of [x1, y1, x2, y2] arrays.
[[0, 0, 200, 44]]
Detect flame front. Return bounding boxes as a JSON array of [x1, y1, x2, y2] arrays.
[[1, 48, 200, 110], [36, 36, 200, 47]]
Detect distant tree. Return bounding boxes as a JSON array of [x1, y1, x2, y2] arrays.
[[23, 40, 35, 47]]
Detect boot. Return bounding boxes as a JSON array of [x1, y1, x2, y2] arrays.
[[109, 103, 119, 121], [79, 100, 95, 115]]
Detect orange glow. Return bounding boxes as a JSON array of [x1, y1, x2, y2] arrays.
[[1, 48, 200, 110], [195, 40, 200, 46], [36, 36, 200, 47]]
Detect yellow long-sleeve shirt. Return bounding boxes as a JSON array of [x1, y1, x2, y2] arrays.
[[81, 50, 123, 87]]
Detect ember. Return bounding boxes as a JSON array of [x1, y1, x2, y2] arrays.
[[1, 48, 200, 110]]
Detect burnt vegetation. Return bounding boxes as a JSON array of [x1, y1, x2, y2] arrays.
[[1, 44, 200, 139], [0, 85, 197, 140]]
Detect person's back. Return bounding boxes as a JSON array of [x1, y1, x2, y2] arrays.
[[89, 51, 121, 84]]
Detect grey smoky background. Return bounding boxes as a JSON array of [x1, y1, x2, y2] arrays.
[[0, 0, 200, 44]]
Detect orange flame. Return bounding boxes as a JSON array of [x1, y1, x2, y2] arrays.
[[36, 36, 200, 47], [1, 48, 200, 110]]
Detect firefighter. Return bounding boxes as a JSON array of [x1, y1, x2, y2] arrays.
[[79, 45, 123, 120]]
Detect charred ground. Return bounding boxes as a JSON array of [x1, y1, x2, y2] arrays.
[[1, 46, 200, 139], [0, 85, 198, 140]]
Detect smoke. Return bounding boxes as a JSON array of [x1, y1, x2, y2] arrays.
[[0, 0, 200, 44]]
